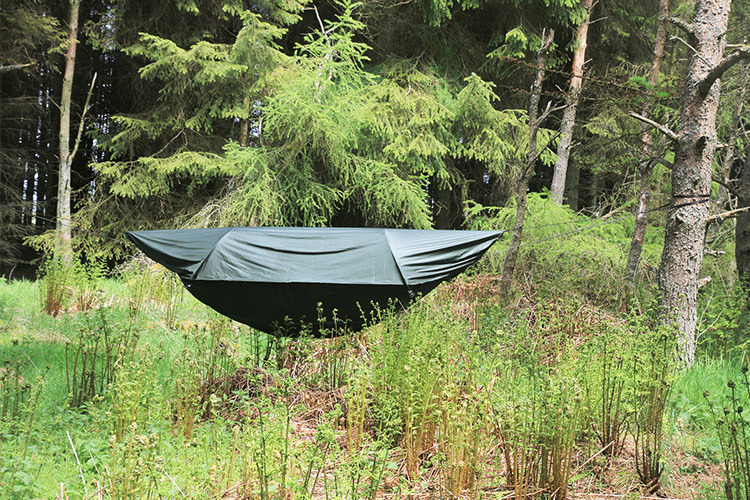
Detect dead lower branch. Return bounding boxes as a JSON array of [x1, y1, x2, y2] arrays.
[[628, 112, 678, 141]]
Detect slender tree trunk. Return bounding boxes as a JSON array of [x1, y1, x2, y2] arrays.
[[658, 0, 745, 365], [549, 0, 592, 204], [627, 0, 669, 274], [735, 151, 750, 285], [499, 29, 554, 297], [564, 161, 579, 211], [433, 178, 453, 229], [57, 0, 81, 259], [240, 96, 251, 147]]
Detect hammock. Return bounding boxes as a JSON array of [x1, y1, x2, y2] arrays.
[[126, 227, 503, 336]]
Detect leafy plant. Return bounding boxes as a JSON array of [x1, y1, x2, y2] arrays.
[[582, 326, 635, 461], [490, 302, 588, 499], [66, 308, 140, 408], [704, 364, 750, 500], [0, 376, 45, 500], [632, 326, 674, 494], [38, 254, 108, 317], [173, 319, 236, 439], [494, 362, 584, 499], [0, 360, 30, 421]]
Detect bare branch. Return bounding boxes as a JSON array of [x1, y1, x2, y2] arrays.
[[671, 36, 712, 66], [654, 155, 673, 169], [628, 112, 678, 141], [662, 16, 694, 37], [706, 206, 750, 224], [68, 73, 97, 163], [0, 62, 36, 73], [698, 46, 750, 96], [536, 100, 553, 125], [711, 175, 739, 197]]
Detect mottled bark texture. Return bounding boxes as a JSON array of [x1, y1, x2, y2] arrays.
[[550, 0, 592, 204], [57, 0, 81, 259], [658, 0, 744, 365], [499, 29, 554, 297], [627, 0, 669, 275]]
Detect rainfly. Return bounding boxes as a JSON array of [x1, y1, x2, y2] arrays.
[[126, 227, 503, 336]]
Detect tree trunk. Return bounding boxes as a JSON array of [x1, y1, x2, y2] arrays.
[[549, 0, 592, 204], [627, 0, 669, 274], [499, 29, 555, 297], [735, 151, 750, 285], [433, 180, 453, 229], [658, 0, 738, 365], [57, 0, 81, 259], [240, 96, 251, 147], [564, 160, 579, 211]]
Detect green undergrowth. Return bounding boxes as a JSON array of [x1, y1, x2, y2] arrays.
[[466, 193, 666, 307], [0, 221, 747, 499]]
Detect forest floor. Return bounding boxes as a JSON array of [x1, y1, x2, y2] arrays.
[[0, 271, 743, 500]]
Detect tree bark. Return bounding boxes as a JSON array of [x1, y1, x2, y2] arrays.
[[57, 0, 81, 259], [499, 29, 554, 297], [657, 0, 741, 365], [626, 0, 669, 275], [549, 0, 592, 204]]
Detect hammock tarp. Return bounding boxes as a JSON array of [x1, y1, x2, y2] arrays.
[[126, 227, 503, 336]]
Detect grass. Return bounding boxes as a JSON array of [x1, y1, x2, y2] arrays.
[[0, 256, 747, 499]]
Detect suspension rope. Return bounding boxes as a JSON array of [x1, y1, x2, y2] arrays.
[[1, 197, 712, 258], [497, 56, 681, 100], [12, 211, 131, 245], [486, 196, 711, 256]]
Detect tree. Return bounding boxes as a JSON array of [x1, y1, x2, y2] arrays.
[[0, 1, 64, 270], [499, 29, 557, 297], [57, 0, 81, 259], [626, 0, 669, 275], [87, 0, 307, 241], [656, 0, 750, 364], [549, 0, 592, 205]]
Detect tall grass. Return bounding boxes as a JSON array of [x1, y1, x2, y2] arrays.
[[1, 246, 747, 500]]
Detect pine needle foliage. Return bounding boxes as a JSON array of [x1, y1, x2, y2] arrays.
[[80, 0, 551, 246], [83, 0, 540, 245]]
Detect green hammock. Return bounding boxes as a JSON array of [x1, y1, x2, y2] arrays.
[[126, 227, 502, 336]]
